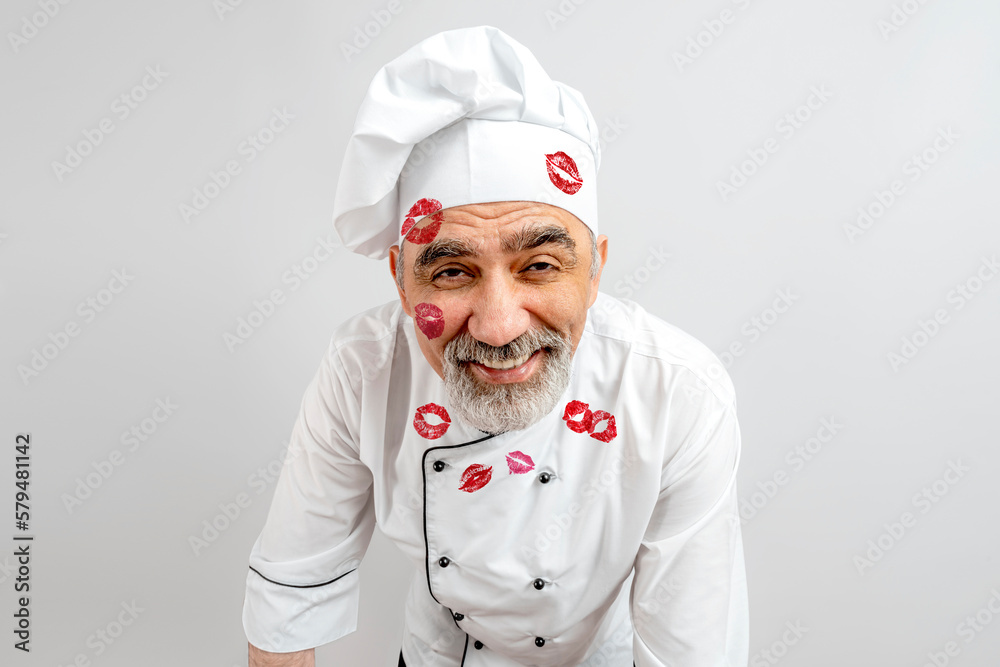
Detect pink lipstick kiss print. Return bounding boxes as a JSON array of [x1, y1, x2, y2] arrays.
[[505, 450, 535, 475], [414, 302, 444, 339], [562, 400, 593, 433], [459, 463, 492, 492], [413, 402, 450, 439], [544, 151, 583, 195], [400, 198, 442, 238]]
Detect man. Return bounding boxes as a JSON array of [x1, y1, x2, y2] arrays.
[[243, 26, 748, 667]]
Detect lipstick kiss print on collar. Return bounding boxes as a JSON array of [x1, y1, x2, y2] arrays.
[[400, 198, 442, 238], [413, 402, 451, 439], [414, 302, 444, 339], [562, 400, 617, 442], [459, 463, 492, 492], [544, 151, 583, 195]]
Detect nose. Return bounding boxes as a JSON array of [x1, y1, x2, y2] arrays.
[[466, 276, 531, 348]]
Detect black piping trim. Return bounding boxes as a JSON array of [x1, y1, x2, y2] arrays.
[[248, 565, 357, 589], [460, 633, 469, 666], [421, 431, 499, 606]]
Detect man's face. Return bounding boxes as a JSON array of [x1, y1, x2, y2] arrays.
[[389, 201, 608, 434]]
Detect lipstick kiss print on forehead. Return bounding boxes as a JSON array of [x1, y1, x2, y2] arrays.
[[545, 151, 583, 195], [459, 463, 492, 493], [506, 450, 535, 475], [400, 198, 442, 238], [414, 302, 444, 339], [413, 402, 450, 439]]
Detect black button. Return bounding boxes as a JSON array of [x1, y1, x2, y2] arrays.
[[453, 612, 464, 621], [474, 640, 484, 650], [535, 637, 545, 647], [438, 557, 450, 568], [538, 472, 551, 484], [433, 461, 445, 472], [533, 578, 545, 590]]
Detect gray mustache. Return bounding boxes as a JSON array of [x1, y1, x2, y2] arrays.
[[445, 328, 569, 365]]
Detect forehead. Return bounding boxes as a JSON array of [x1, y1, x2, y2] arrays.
[[412, 201, 585, 245]]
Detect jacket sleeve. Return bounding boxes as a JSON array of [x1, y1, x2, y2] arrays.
[[630, 377, 749, 667], [242, 339, 377, 653]]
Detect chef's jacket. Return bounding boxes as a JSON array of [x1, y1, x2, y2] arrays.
[[243, 291, 748, 666]]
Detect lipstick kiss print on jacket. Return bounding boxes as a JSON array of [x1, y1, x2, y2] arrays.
[[413, 402, 451, 439], [459, 463, 492, 492]]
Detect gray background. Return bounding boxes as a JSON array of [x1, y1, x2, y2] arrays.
[[2, 0, 999, 665]]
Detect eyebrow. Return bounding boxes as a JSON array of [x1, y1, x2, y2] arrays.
[[412, 223, 578, 278]]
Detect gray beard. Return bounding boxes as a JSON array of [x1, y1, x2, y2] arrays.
[[442, 326, 573, 434]]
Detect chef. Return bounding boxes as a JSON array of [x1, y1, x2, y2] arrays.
[[243, 25, 748, 667]]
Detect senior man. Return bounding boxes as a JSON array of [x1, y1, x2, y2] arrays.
[[243, 26, 748, 667]]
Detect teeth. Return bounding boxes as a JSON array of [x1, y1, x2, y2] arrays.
[[479, 351, 532, 370]]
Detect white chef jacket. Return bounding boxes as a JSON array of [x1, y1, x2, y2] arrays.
[[243, 291, 749, 666]]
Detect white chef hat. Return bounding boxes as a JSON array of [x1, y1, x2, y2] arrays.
[[331, 25, 602, 260]]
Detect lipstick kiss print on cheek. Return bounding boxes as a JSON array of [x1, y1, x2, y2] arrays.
[[401, 198, 442, 237], [459, 463, 492, 492], [405, 212, 443, 244], [413, 402, 450, 439], [506, 450, 535, 474], [562, 400, 593, 433], [414, 302, 444, 339], [588, 410, 617, 443], [544, 151, 583, 195]]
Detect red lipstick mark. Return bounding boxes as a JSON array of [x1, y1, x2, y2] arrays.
[[413, 402, 450, 439], [459, 463, 492, 492], [414, 302, 444, 339], [401, 198, 442, 238], [562, 400, 593, 434], [588, 410, 617, 443], [545, 151, 583, 195], [405, 211, 443, 244], [506, 450, 535, 475]]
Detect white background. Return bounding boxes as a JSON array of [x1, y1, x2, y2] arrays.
[[2, 1, 999, 665]]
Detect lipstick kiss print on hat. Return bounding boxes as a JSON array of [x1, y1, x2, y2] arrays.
[[401, 198, 442, 238], [505, 450, 535, 474], [544, 151, 583, 195], [414, 302, 445, 339], [413, 402, 451, 439], [459, 463, 492, 492]]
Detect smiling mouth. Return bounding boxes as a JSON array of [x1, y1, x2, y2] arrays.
[[472, 350, 536, 370]]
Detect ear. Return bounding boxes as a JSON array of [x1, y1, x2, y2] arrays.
[[587, 234, 609, 308], [388, 244, 414, 317]]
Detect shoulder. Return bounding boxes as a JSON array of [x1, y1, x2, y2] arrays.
[[584, 292, 736, 409], [323, 299, 406, 387]]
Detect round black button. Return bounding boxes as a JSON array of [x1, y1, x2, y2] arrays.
[[453, 612, 464, 621], [438, 557, 450, 568], [474, 640, 484, 650], [433, 460, 445, 472], [535, 637, 545, 647], [538, 472, 552, 484], [533, 578, 545, 590]]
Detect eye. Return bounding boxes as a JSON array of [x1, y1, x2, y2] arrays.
[[525, 262, 556, 272], [432, 267, 470, 281]]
